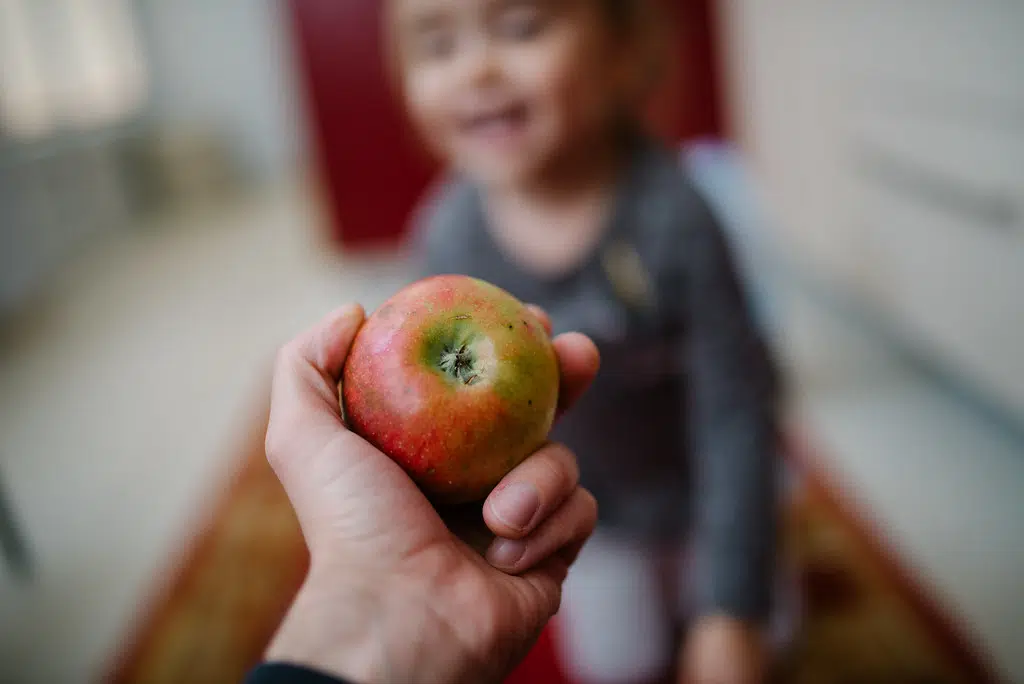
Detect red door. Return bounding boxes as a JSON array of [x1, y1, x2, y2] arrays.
[[286, 0, 438, 249], [651, 0, 724, 143], [285, 0, 724, 251]]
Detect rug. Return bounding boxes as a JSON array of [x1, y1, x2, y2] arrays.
[[105, 418, 1000, 684]]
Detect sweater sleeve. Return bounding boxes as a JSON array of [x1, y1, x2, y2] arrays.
[[682, 198, 780, 622]]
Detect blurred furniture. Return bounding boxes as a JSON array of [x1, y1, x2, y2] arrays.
[[0, 128, 133, 320], [283, 0, 724, 249], [0, 468, 32, 580], [0, 0, 151, 319], [0, 122, 246, 323]]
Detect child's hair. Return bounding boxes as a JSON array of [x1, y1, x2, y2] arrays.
[[600, 0, 644, 26], [384, 0, 667, 85], [595, 0, 670, 109]]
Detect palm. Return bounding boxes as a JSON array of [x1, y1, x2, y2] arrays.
[[313, 434, 557, 681], [312, 433, 451, 557]]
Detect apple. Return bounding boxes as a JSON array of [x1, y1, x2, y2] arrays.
[[342, 275, 560, 504]]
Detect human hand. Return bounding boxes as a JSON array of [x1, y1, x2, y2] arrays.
[[680, 614, 766, 684], [264, 303, 600, 684]]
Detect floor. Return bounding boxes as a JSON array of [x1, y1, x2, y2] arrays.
[[0, 183, 411, 683], [0, 181, 1021, 683], [778, 285, 1024, 682]]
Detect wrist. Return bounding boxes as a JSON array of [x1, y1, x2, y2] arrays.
[[266, 564, 385, 683], [265, 560, 469, 684]]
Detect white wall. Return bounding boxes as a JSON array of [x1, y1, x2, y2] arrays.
[[719, 0, 1024, 423], [135, 0, 304, 181]]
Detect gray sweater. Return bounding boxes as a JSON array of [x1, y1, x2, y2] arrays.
[[413, 139, 779, 621]]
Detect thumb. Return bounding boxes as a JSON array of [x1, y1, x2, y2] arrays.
[[266, 304, 366, 474]]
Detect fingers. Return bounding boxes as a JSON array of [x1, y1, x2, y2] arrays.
[[526, 304, 553, 336], [485, 486, 597, 574], [266, 304, 365, 467], [293, 302, 366, 383], [484, 443, 579, 539], [524, 303, 599, 417], [552, 332, 600, 417]]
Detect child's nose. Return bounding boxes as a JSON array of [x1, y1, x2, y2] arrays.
[[457, 35, 503, 88]]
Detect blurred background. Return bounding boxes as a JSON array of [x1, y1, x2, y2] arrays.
[[0, 1, 1021, 682]]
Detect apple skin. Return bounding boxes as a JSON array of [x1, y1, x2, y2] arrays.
[[342, 275, 559, 504]]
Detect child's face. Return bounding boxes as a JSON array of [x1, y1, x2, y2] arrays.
[[392, 0, 625, 188]]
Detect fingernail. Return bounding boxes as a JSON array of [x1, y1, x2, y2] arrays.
[[489, 483, 540, 531], [487, 539, 527, 568]]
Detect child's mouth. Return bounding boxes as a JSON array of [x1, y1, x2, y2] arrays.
[[460, 103, 529, 144]]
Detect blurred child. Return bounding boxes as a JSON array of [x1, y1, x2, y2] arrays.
[[389, 1, 779, 682]]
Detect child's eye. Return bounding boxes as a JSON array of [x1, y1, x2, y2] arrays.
[[495, 6, 547, 41], [413, 28, 456, 61]]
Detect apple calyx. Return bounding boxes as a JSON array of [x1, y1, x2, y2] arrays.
[[439, 343, 479, 385]]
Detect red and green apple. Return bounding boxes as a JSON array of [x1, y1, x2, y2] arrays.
[[342, 275, 559, 504]]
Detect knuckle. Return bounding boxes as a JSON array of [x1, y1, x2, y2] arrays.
[[264, 426, 284, 466], [272, 342, 290, 368], [264, 419, 298, 468], [274, 340, 300, 370]]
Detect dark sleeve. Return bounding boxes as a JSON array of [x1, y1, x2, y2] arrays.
[[683, 199, 780, 623], [244, 663, 356, 684]]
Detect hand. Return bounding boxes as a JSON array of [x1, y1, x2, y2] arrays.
[[680, 614, 766, 684], [264, 303, 600, 684]]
